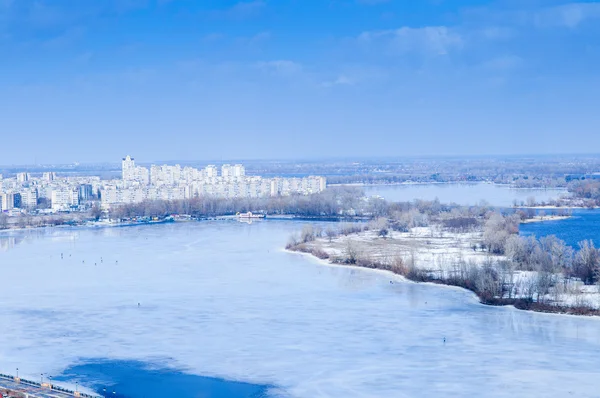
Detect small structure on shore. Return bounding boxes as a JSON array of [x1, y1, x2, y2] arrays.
[[236, 212, 265, 219]]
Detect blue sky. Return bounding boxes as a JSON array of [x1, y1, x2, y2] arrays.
[[1, 0, 599, 164]]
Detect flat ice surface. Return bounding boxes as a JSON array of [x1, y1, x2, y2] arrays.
[[363, 183, 567, 207], [1, 221, 599, 397]]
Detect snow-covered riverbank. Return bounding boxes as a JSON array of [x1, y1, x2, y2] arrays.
[[288, 226, 600, 315]]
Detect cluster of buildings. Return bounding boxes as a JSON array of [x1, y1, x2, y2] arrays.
[[0, 156, 327, 213], [0, 171, 98, 213], [100, 156, 326, 208]]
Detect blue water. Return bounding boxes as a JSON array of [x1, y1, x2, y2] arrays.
[[54, 360, 273, 398], [520, 209, 600, 247]]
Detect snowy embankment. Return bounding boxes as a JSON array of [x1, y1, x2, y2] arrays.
[[289, 226, 600, 315], [520, 215, 571, 224]]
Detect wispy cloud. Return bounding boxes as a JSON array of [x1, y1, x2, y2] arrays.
[[321, 75, 354, 87], [236, 30, 271, 48], [534, 2, 600, 28], [358, 26, 463, 56], [480, 55, 523, 71], [255, 60, 303, 77], [42, 26, 86, 48], [210, 0, 266, 20]]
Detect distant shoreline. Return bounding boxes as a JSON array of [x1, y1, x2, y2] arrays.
[[331, 181, 568, 190], [520, 215, 572, 224]]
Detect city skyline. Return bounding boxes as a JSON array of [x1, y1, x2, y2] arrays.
[[0, 154, 327, 212], [2, 0, 600, 164]]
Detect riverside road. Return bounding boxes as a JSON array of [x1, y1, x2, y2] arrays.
[[0, 375, 99, 398]]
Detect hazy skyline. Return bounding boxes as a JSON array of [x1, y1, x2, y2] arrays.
[[1, 0, 599, 164]]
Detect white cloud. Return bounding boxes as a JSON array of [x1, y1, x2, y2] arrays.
[[255, 60, 303, 77], [358, 26, 463, 55], [534, 2, 600, 28], [321, 75, 354, 87], [479, 26, 516, 40], [236, 30, 271, 48], [481, 55, 523, 70]]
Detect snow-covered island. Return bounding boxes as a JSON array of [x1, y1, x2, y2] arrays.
[[287, 211, 600, 316]]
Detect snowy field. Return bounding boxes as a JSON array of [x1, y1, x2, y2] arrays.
[[308, 226, 600, 310], [1, 221, 600, 397]]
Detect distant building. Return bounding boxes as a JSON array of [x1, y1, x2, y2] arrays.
[[1, 193, 15, 211], [205, 165, 218, 178], [122, 155, 149, 185], [103, 155, 326, 209], [16, 172, 30, 183], [122, 155, 136, 181], [221, 164, 232, 178], [13, 193, 22, 209], [43, 172, 56, 182], [51, 189, 79, 211], [20, 189, 38, 208], [79, 184, 94, 201], [233, 164, 245, 178]]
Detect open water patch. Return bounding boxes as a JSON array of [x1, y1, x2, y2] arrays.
[[54, 359, 277, 398], [519, 209, 600, 247]]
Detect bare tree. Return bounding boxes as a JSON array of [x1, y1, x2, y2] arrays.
[[573, 240, 600, 284], [343, 239, 361, 264], [300, 225, 316, 243], [325, 227, 337, 243]]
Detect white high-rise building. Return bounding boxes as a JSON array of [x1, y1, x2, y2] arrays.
[[205, 165, 218, 179], [1, 193, 15, 211], [221, 164, 232, 178], [122, 155, 136, 181], [20, 189, 38, 208], [122, 155, 149, 185], [16, 172, 30, 183], [51, 189, 79, 211], [43, 172, 56, 182], [233, 164, 245, 178]]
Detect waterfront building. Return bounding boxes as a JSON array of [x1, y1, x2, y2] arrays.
[[79, 184, 94, 201], [1, 193, 15, 211], [122, 156, 136, 181], [13, 193, 22, 208], [51, 189, 79, 211], [20, 189, 38, 208]]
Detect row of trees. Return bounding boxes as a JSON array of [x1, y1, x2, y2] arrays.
[[108, 186, 368, 220], [483, 213, 600, 285]]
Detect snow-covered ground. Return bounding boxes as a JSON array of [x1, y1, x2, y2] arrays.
[[520, 215, 571, 223], [304, 226, 600, 310], [1, 221, 600, 398], [313, 226, 495, 271]]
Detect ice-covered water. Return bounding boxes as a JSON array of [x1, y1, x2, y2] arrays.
[[1, 221, 599, 397], [363, 183, 567, 207]]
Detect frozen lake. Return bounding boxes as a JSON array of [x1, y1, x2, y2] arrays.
[[363, 183, 567, 207], [1, 221, 599, 397]]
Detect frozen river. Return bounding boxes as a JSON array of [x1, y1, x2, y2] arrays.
[[1, 221, 599, 397], [362, 183, 567, 207]]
